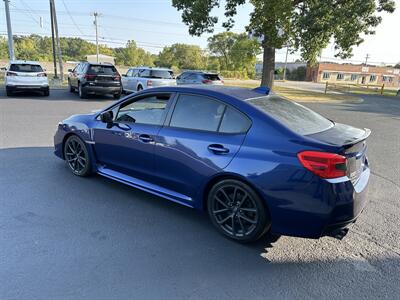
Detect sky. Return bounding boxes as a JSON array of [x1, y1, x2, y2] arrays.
[[0, 0, 399, 65]]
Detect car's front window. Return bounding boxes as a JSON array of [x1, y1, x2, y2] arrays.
[[247, 95, 334, 135], [115, 94, 171, 125], [9, 64, 43, 73]]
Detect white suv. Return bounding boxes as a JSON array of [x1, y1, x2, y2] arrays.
[[121, 67, 176, 93], [5, 60, 49, 96]]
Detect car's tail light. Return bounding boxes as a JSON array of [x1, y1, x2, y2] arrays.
[[202, 79, 212, 84], [6, 71, 17, 76], [147, 80, 153, 86], [84, 74, 96, 80], [37, 73, 47, 77], [297, 151, 347, 179], [220, 79, 224, 84], [113, 73, 121, 81]]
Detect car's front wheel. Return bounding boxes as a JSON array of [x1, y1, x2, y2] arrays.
[[6, 87, 13, 97], [207, 179, 270, 243], [78, 83, 87, 99], [64, 135, 92, 176], [43, 88, 50, 97]]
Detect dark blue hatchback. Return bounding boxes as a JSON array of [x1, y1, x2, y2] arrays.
[[54, 86, 370, 242]]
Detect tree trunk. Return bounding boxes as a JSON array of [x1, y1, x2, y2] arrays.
[[261, 45, 275, 88]]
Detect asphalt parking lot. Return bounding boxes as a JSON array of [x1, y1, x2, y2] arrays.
[[0, 89, 399, 299]]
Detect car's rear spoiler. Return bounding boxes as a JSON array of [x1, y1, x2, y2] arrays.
[[342, 128, 371, 147]]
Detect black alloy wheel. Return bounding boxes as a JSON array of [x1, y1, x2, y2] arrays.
[[64, 135, 91, 176], [208, 179, 269, 243]]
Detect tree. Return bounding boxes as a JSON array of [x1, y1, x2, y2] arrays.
[[172, 0, 395, 88], [157, 43, 207, 70], [114, 40, 154, 66], [208, 32, 260, 77]]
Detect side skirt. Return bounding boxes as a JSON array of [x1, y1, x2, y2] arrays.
[[97, 166, 194, 208]]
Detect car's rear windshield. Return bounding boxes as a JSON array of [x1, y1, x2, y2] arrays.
[[9, 64, 43, 73], [150, 70, 174, 79], [247, 95, 334, 135], [87, 65, 117, 75], [203, 74, 221, 81]]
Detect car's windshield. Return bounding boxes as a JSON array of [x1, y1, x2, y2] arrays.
[[149, 70, 174, 79], [87, 65, 117, 75], [248, 95, 334, 135], [9, 64, 43, 73]]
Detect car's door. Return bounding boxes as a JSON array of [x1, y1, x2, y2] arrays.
[[92, 92, 174, 181], [122, 68, 133, 91], [70, 63, 80, 87], [153, 93, 251, 203]]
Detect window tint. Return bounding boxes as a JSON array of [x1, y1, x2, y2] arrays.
[[219, 107, 251, 133], [203, 74, 221, 81], [248, 95, 333, 135], [116, 94, 170, 125], [170, 95, 225, 132], [88, 65, 117, 75], [150, 70, 174, 79], [10, 64, 43, 73]]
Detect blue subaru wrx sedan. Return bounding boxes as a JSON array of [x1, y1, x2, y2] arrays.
[[54, 86, 370, 243]]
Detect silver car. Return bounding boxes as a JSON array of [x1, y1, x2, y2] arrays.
[[176, 71, 224, 85], [4, 60, 49, 96], [121, 67, 176, 93]]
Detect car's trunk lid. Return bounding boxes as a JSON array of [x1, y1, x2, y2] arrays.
[[307, 123, 371, 184]]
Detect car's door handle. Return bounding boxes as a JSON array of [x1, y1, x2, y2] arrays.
[[138, 134, 154, 143], [208, 144, 229, 154], [117, 123, 131, 131]]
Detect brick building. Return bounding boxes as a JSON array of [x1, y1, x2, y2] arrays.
[[306, 62, 400, 87]]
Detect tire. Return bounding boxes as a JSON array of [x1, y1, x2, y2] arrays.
[[207, 179, 270, 243], [43, 88, 50, 97], [63, 135, 92, 177], [69, 81, 75, 92], [6, 87, 13, 97], [78, 83, 87, 99], [137, 85, 143, 92]]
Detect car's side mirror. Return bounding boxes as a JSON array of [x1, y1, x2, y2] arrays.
[[176, 76, 181, 80], [68, 69, 73, 73], [100, 110, 114, 125], [1, 67, 7, 71]]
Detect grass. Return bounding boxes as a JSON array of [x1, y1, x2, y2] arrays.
[[224, 80, 362, 103], [327, 83, 398, 97]]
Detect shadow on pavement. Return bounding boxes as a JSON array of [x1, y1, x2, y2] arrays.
[[1, 147, 399, 299]]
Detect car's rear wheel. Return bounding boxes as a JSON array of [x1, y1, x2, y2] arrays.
[[78, 83, 87, 99], [137, 85, 143, 92], [43, 88, 50, 97], [64, 135, 92, 177], [207, 179, 270, 243]]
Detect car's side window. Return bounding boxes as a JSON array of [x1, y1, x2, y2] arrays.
[[131, 69, 139, 77], [169, 94, 225, 132], [126, 69, 133, 77], [115, 94, 171, 125], [139, 69, 150, 78], [219, 106, 251, 134]]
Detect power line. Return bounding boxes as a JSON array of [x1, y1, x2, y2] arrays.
[[60, 0, 85, 35]]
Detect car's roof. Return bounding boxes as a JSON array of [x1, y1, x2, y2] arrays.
[[131, 66, 172, 71], [181, 70, 219, 75], [9, 60, 41, 65], [145, 85, 268, 101]]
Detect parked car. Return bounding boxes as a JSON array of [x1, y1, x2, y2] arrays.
[[54, 86, 370, 243], [121, 67, 176, 93], [68, 62, 122, 99], [4, 60, 49, 96], [176, 71, 224, 85]]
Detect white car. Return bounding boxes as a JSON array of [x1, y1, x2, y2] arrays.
[[5, 60, 49, 96], [121, 67, 176, 93]]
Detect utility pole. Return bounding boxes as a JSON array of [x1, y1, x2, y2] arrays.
[[4, 0, 15, 60], [50, 0, 63, 81], [282, 46, 289, 81], [364, 54, 370, 66], [93, 12, 100, 63], [49, 0, 58, 79]]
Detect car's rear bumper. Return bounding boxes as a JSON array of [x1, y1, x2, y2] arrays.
[[82, 84, 121, 95], [6, 84, 49, 91]]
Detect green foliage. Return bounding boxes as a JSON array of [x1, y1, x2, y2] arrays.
[[157, 43, 207, 70], [172, 0, 396, 84], [114, 40, 154, 66], [286, 66, 307, 81], [207, 32, 260, 78]]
